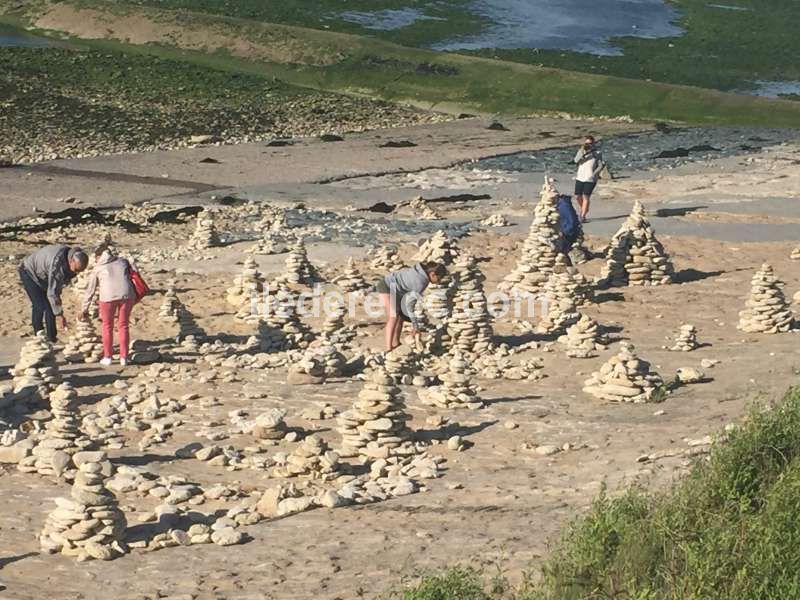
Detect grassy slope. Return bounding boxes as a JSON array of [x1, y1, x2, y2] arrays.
[[398, 387, 800, 599], [3, 1, 800, 127]]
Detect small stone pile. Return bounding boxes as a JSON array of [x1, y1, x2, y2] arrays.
[[334, 257, 370, 293], [338, 368, 415, 460], [248, 408, 290, 442], [157, 282, 180, 322], [737, 263, 794, 333], [598, 200, 674, 287], [258, 286, 311, 352], [499, 178, 562, 295], [583, 343, 664, 403], [19, 383, 92, 477], [226, 256, 264, 307], [39, 452, 128, 561], [791, 246, 800, 261], [384, 345, 420, 385], [187, 211, 220, 250], [370, 246, 404, 272], [273, 435, 340, 480], [320, 299, 356, 345], [276, 238, 319, 286], [62, 319, 104, 363], [249, 232, 280, 256], [446, 254, 493, 356], [558, 314, 608, 358], [408, 196, 442, 220], [414, 230, 460, 265], [480, 213, 510, 227], [569, 231, 592, 265], [304, 343, 347, 378], [419, 353, 481, 409], [10, 333, 61, 405], [669, 324, 700, 352]]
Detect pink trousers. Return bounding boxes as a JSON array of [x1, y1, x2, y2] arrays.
[[99, 299, 135, 359]]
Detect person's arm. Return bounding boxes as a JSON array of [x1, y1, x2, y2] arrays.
[[591, 151, 606, 178], [81, 270, 99, 315], [574, 149, 585, 164], [405, 293, 423, 332], [47, 263, 66, 316]]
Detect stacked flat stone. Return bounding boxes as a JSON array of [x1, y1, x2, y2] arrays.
[[10, 332, 61, 405], [537, 270, 582, 334], [558, 314, 608, 358], [480, 213, 510, 227], [370, 246, 405, 272], [258, 286, 311, 352], [257, 207, 288, 233], [499, 179, 562, 295], [187, 211, 220, 250], [72, 268, 99, 319], [62, 320, 104, 363], [249, 232, 280, 256], [248, 408, 289, 442], [276, 239, 319, 286], [19, 383, 92, 477], [226, 256, 265, 307], [273, 435, 340, 480], [598, 200, 674, 287], [737, 263, 794, 333], [304, 342, 346, 377], [414, 230, 460, 265], [384, 345, 420, 385], [39, 452, 128, 561], [337, 368, 414, 460], [553, 254, 593, 305], [320, 300, 356, 346], [791, 246, 800, 261], [418, 353, 481, 409], [569, 231, 591, 265], [157, 282, 180, 323], [446, 254, 493, 356], [335, 258, 370, 293], [583, 343, 664, 403], [670, 324, 700, 351], [408, 195, 442, 220]]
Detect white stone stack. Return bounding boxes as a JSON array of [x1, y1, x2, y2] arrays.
[[72, 268, 99, 319], [446, 254, 493, 356], [62, 320, 104, 363], [791, 246, 800, 261], [418, 353, 481, 409], [335, 258, 370, 293], [537, 269, 582, 335], [272, 435, 340, 480], [737, 263, 794, 333], [187, 211, 220, 250], [276, 238, 319, 286], [10, 332, 61, 406], [413, 230, 460, 265], [598, 200, 674, 287], [39, 452, 128, 561], [19, 383, 92, 477], [408, 195, 442, 220], [670, 324, 700, 352], [249, 233, 280, 256], [258, 286, 311, 352], [558, 314, 608, 358], [370, 246, 405, 273], [553, 254, 593, 306], [226, 255, 264, 307], [157, 281, 180, 323], [304, 342, 347, 378], [337, 368, 415, 460], [498, 178, 562, 295], [583, 343, 664, 403], [480, 213, 510, 227], [384, 345, 420, 385], [320, 300, 356, 346]]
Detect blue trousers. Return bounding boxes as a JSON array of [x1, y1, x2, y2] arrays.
[[19, 267, 58, 342]]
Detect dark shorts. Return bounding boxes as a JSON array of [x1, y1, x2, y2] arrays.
[[374, 279, 410, 322], [574, 180, 597, 197]]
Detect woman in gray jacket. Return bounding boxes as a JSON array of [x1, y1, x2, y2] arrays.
[[81, 246, 136, 367]]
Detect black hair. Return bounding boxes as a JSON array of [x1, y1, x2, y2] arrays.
[[585, 135, 595, 142], [422, 261, 447, 279]]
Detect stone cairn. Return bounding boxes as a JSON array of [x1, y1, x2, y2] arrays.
[[258, 286, 311, 352], [320, 299, 356, 346], [499, 178, 562, 295], [157, 281, 180, 323], [408, 195, 442, 220], [737, 263, 794, 333], [157, 282, 205, 342], [598, 200, 674, 287], [419, 352, 481, 409], [413, 230, 461, 266], [72, 269, 99, 320], [569, 230, 592, 265], [370, 246, 405, 273], [226, 255, 265, 308], [446, 254, 493, 356], [791, 245, 800, 261], [40, 452, 127, 561], [583, 343, 664, 403], [63, 320, 104, 363], [537, 268, 582, 335], [669, 324, 700, 352], [338, 368, 415, 460], [303, 343, 347, 378], [557, 314, 608, 358], [10, 332, 61, 406], [480, 213, 510, 227], [334, 257, 370, 293], [384, 345, 421, 385], [553, 253, 593, 306], [187, 210, 220, 250], [273, 435, 340, 480], [276, 238, 319, 286], [19, 383, 92, 477]]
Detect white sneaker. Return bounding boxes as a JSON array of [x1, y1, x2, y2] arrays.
[[119, 358, 128, 367], [99, 357, 113, 366]]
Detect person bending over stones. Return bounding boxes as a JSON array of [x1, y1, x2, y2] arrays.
[[19, 245, 88, 342], [556, 193, 582, 262], [81, 245, 137, 367], [573, 134, 606, 222], [375, 261, 447, 351]]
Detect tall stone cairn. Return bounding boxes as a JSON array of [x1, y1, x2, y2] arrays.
[[737, 263, 794, 333], [39, 452, 128, 561], [499, 178, 562, 295], [10, 332, 61, 406], [276, 238, 319, 286], [583, 343, 664, 403], [257, 285, 311, 352], [598, 200, 674, 287], [334, 257, 370, 293], [227, 255, 265, 307], [337, 368, 415, 460], [408, 196, 442, 220], [446, 254, 493, 356], [669, 324, 700, 351], [187, 210, 220, 250], [157, 281, 180, 323], [413, 230, 461, 265], [370, 246, 405, 273], [537, 267, 582, 335], [62, 320, 104, 363]]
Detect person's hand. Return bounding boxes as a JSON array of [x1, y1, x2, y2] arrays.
[[59, 315, 68, 330], [411, 327, 421, 337]]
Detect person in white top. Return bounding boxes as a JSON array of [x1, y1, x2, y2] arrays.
[[573, 135, 606, 222]]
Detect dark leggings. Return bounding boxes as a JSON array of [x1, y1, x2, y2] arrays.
[[19, 268, 57, 342]]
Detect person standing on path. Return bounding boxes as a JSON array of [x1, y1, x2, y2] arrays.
[[573, 135, 606, 222], [19, 245, 88, 342], [81, 246, 137, 367]]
